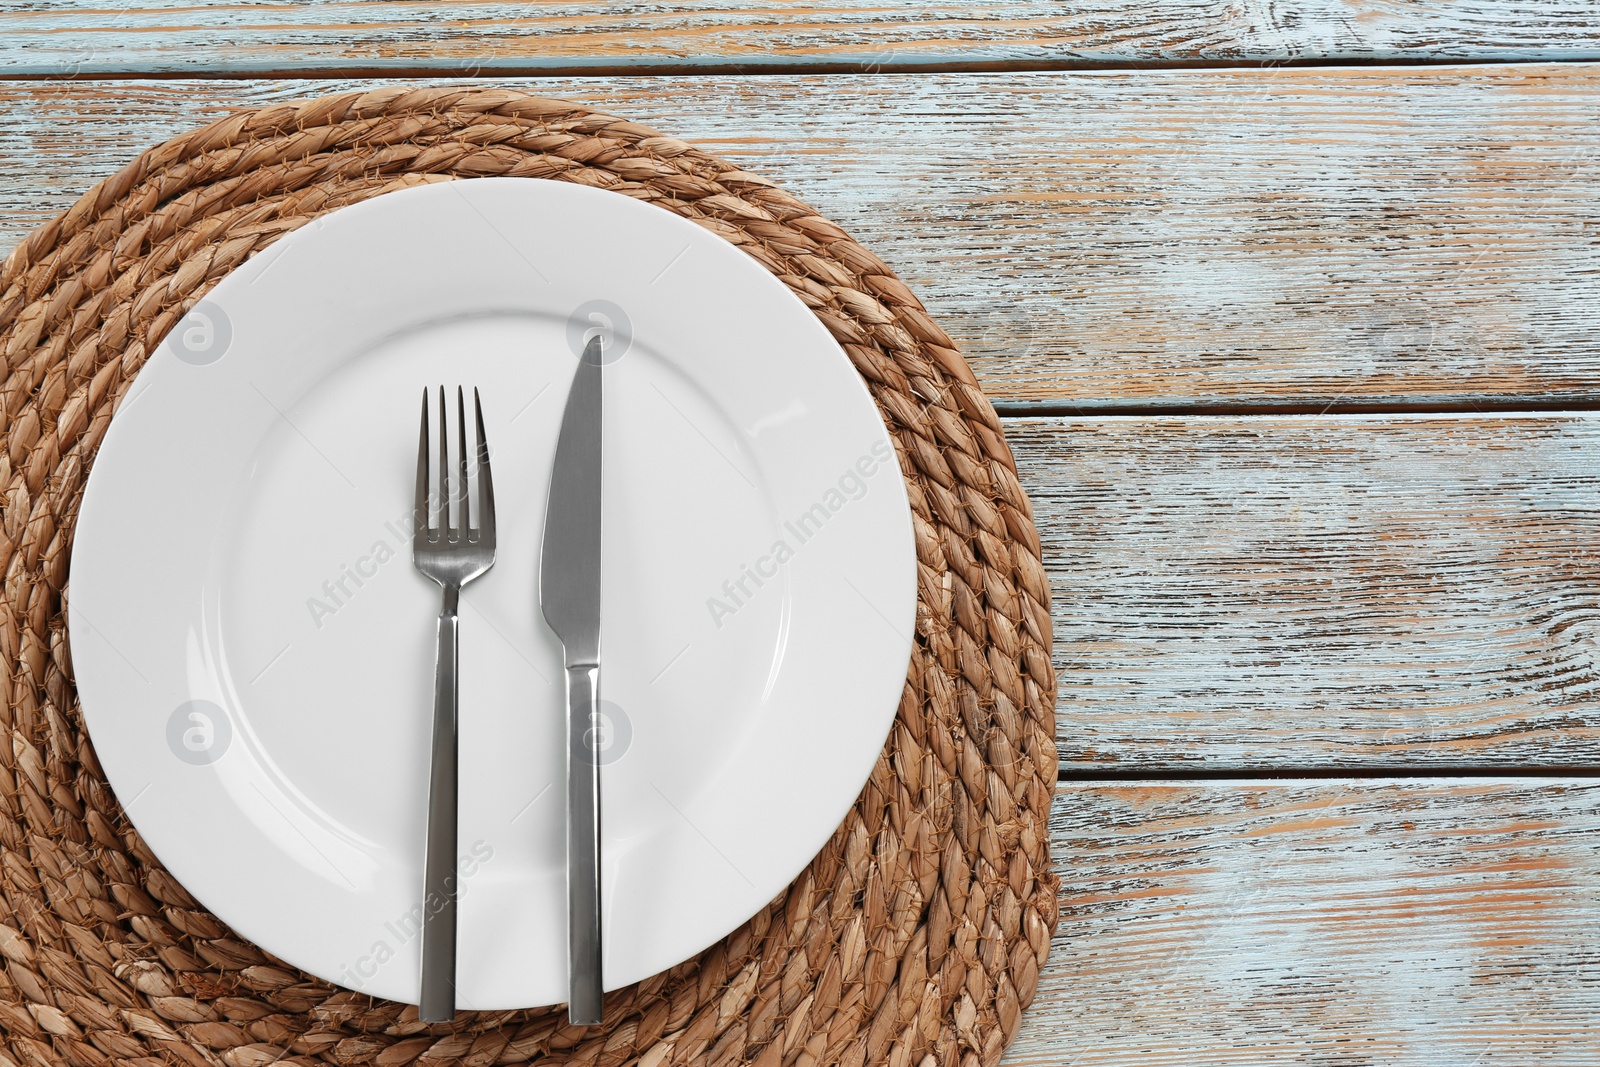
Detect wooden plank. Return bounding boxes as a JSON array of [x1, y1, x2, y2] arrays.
[[3, 1, 1598, 77], [1007, 779, 1600, 1065], [2, 67, 1598, 407], [1015, 414, 1600, 770]]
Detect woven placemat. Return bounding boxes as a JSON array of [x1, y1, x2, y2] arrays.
[[0, 86, 1058, 1067]]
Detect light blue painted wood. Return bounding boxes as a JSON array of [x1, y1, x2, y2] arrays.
[[2, 0, 1599, 75]]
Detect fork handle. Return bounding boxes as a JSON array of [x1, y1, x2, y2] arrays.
[[565, 662, 603, 1024], [419, 591, 460, 1022]]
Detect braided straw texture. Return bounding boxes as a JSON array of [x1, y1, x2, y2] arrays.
[[0, 87, 1058, 1067]]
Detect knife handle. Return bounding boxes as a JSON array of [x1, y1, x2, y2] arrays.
[[419, 599, 459, 1023], [565, 662, 603, 1025]]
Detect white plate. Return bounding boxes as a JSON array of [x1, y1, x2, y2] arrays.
[[68, 178, 915, 1010]]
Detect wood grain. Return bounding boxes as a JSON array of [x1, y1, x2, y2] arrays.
[[1007, 779, 1600, 1065], [1016, 415, 1600, 770], [4, 0, 1599, 76], [1, 67, 1597, 407]]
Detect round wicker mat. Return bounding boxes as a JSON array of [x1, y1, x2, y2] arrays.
[[0, 87, 1058, 1067]]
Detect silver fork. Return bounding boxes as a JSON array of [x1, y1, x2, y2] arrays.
[[412, 386, 496, 1023]]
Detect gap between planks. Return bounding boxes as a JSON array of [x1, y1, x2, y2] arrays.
[[8, 53, 1600, 81], [1058, 764, 1600, 782], [994, 399, 1600, 418]]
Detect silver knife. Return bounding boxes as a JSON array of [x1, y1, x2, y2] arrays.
[[539, 335, 605, 1025]]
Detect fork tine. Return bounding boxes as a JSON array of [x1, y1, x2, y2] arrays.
[[474, 388, 494, 540], [456, 386, 469, 541], [415, 389, 430, 539], [437, 385, 450, 539]]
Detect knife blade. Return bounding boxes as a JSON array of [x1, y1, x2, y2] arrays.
[[539, 335, 605, 1025]]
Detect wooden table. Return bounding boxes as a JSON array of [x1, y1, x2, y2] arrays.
[[4, 5, 1599, 1062]]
